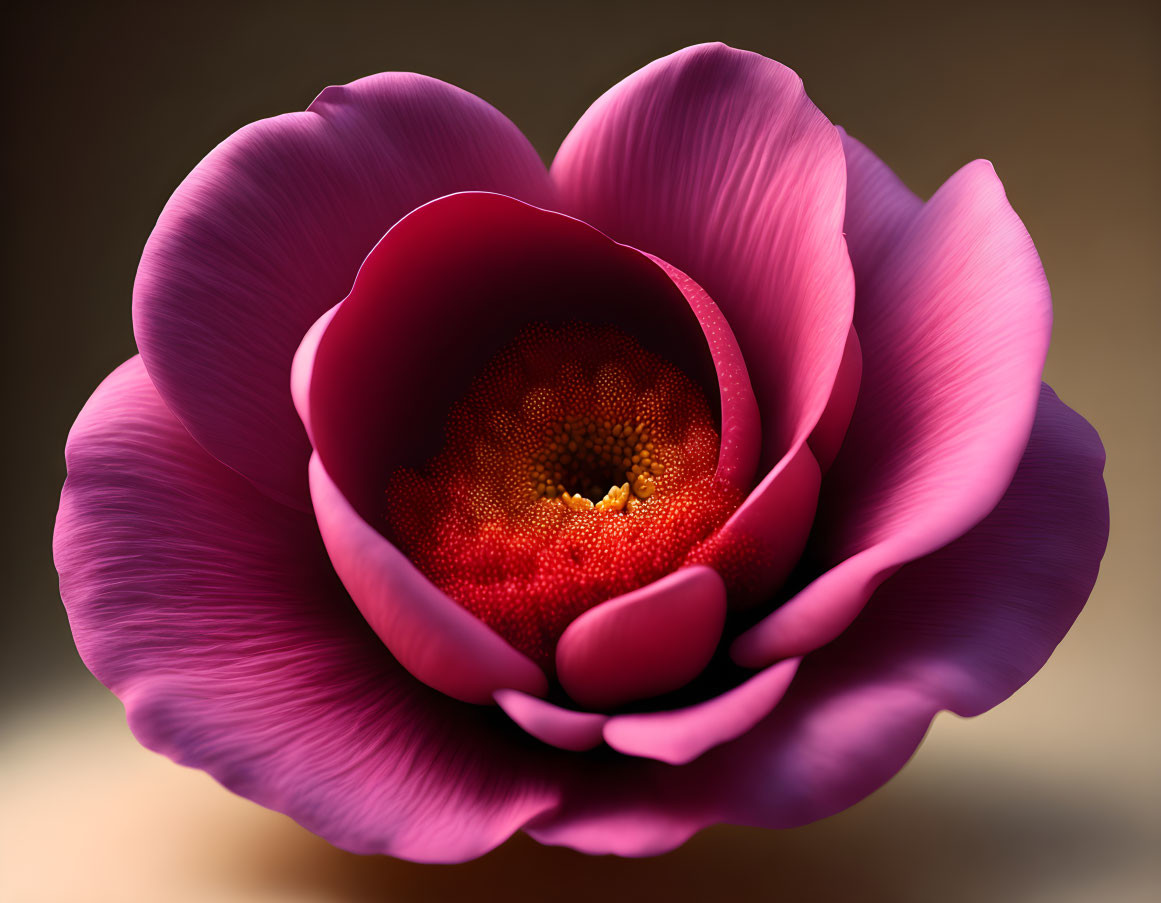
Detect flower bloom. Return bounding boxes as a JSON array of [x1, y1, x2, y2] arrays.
[[54, 43, 1108, 861]]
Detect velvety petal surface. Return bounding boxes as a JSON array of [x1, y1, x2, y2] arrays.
[[529, 384, 1107, 855], [734, 152, 1053, 667], [54, 357, 560, 862], [134, 74, 555, 509], [552, 42, 855, 472]]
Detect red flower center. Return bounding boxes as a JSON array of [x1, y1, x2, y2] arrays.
[[384, 323, 744, 671]]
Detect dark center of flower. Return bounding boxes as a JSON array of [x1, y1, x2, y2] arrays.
[[383, 323, 744, 671]]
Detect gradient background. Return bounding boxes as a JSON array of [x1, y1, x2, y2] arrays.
[[3, 1, 1158, 900]]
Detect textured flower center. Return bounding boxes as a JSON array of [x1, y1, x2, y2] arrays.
[[384, 323, 744, 671]]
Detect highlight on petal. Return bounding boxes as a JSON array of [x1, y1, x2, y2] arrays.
[[555, 566, 727, 710], [494, 690, 608, 752], [530, 384, 1107, 855], [134, 72, 555, 509], [53, 356, 560, 862], [734, 154, 1053, 667], [552, 42, 855, 473], [603, 657, 800, 765], [309, 453, 548, 705]]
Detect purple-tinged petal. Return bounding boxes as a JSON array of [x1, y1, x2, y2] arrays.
[[309, 453, 548, 705], [603, 658, 800, 765], [552, 42, 854, 474], [530, 385, 1106, 854], [555, 566, 727, 710], [134, 73, 555, 509], [53, 357, 560, 862], [838, 129, 923, 285], [734, 157, 1053, 667], [298, 191, 755, 525], [494, 690, 608, 752], [808, 327, 862, 473]]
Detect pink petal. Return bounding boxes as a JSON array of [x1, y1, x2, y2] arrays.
[[711, 441, 821, 610], [53, 357, 560, 862], [555, 566, 727, 710], [133, 73, 554, 509], [529, 384, 1107, 854], [494, 690, 608, 752], [734, 155, 1053, 667], [807, 326, 863, 473], [297, 190, 756, 526], [603, 658, 800, 765], [309, 452, 548, 705], [552, 42, 854, 474]]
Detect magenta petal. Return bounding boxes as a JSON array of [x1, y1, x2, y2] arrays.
[[603, 658, 800, 765], [530, 386, 1106, 854], [309, 453, 548, 704], [807, 326, 863, 473], [555, 566, 727, 710], [494, 690, 608, 752], [53, 357, 559, 862], [298, 190, 755, 525], [552, 43, 854, 472], [134, 73, 554, 508], [734, 155, 1053, 666], [712, 442, 821, 610]]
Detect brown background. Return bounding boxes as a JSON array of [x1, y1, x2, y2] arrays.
[[2, 1, 1158, 900]]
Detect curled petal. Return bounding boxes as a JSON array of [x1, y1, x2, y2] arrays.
[[494, 690, 608, 752], [555, 566, 727, 710], [735, 154, 1053, 666], [603, 657, 800, 765], [309, 453, 548, 704], [134, 73, 554, 508]]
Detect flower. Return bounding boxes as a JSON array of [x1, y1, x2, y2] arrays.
[[54, 43, 1108, 862]]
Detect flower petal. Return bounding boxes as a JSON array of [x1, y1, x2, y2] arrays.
[[555, 566, 727, 710], [603, 657, 800, 765], [53, 357, 560, 862], [529, 384, 1107, 854], [494, 690, 608, 752], [297, 190, 755, 525], [552, 42, 854, 472], [807, 326, 862, 473], [134, 73, 554, 509], [309, 452, 548, 705], [734, 155, 1053, 667]]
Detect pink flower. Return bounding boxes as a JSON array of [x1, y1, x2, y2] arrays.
[[54, 43, 1108, 861]]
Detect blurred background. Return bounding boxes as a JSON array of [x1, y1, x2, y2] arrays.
[[2, 1, 1158, 900]]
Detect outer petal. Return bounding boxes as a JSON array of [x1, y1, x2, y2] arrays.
[[734, 154, 1053, 666], [53, 358, 559, 862], [529, 384, 1107, 855], [134, 73, 555, 509], [552, 43, 855, 472]]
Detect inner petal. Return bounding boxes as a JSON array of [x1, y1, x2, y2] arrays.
[[384, 323, 744, 671]]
